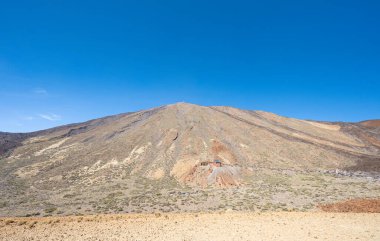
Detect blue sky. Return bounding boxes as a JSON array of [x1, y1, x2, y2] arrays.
[[0, 0, 379, 132]]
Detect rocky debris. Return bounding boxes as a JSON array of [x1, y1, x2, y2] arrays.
[[178, 160, 242, 187], [207, 166, 241, 187], [323, 169, 380, 180]]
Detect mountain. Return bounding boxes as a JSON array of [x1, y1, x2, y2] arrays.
[[1, 102, 379, 216]]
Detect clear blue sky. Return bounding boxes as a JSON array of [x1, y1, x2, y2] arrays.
[[0, 0, 379, 132]]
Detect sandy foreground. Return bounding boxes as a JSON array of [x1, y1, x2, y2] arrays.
[[0, 212, 379, 241]]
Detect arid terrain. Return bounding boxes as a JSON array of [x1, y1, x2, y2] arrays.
[[0, 103, 379, 217], [0, 103, 379, 240], [0, 212, 379, 241]]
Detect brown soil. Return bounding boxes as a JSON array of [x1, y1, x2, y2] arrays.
[[0, 212, 379, 241], [319, 199, 380, 213], [212, 140, 228, 154]]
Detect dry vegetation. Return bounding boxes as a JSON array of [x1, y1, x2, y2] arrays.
[[1, 169, 379, 217]]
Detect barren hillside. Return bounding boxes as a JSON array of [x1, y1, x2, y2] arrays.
[[0, 103, 379, 216]]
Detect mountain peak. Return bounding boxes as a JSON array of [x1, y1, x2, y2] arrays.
[[166, 102, 202, 108]]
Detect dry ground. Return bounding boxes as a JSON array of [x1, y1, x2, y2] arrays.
[[0, 212, 379, 241], [319, 199, 380, 213]]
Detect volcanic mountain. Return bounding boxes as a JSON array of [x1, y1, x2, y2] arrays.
[[0, 102, 379, 216]]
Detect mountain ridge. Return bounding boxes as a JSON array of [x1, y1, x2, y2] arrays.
[[2, 102, 379, 134]]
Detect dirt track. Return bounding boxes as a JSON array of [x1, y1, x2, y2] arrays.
[[1, 212, 379, 241]]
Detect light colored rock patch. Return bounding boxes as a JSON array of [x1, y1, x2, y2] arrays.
[[136, 142, 151, 154], [101, 158, 119, 169], [156, 140, 163, 147], [15, 168, 39, 178], [303, 120, 341, 131], [202, 140, 208, 149], [34, 138, 69, 156], [123, 146, 139, 164], [50, 143, 78, 159], [8, 154, 22, 159], [86, 160, 103, 174], [147, 168, 165, 180], [170, 158, 198, 181], [168, 142, 176, 153], [49, 175, 63, 181], [123, 142, 152, 164], [14, 153, 67, 178], [85, 158, 119, 175], [23, 136, 50, 144], [240, 143, 248, 148]]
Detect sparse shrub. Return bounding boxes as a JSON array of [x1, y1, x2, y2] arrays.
[[0, 201, 8, 208], [25, 212, 40, 217], [18, 221, 27, 226], [63, 193, 77, 198], [5, 220, 15, 225], [44, 207, 57, 214], [28, 221, 37, 228]]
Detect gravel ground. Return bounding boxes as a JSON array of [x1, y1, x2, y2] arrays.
[[0, 212, 379, 241]]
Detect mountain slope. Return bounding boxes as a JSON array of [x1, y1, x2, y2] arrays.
[[0, 102, 379, 216]]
